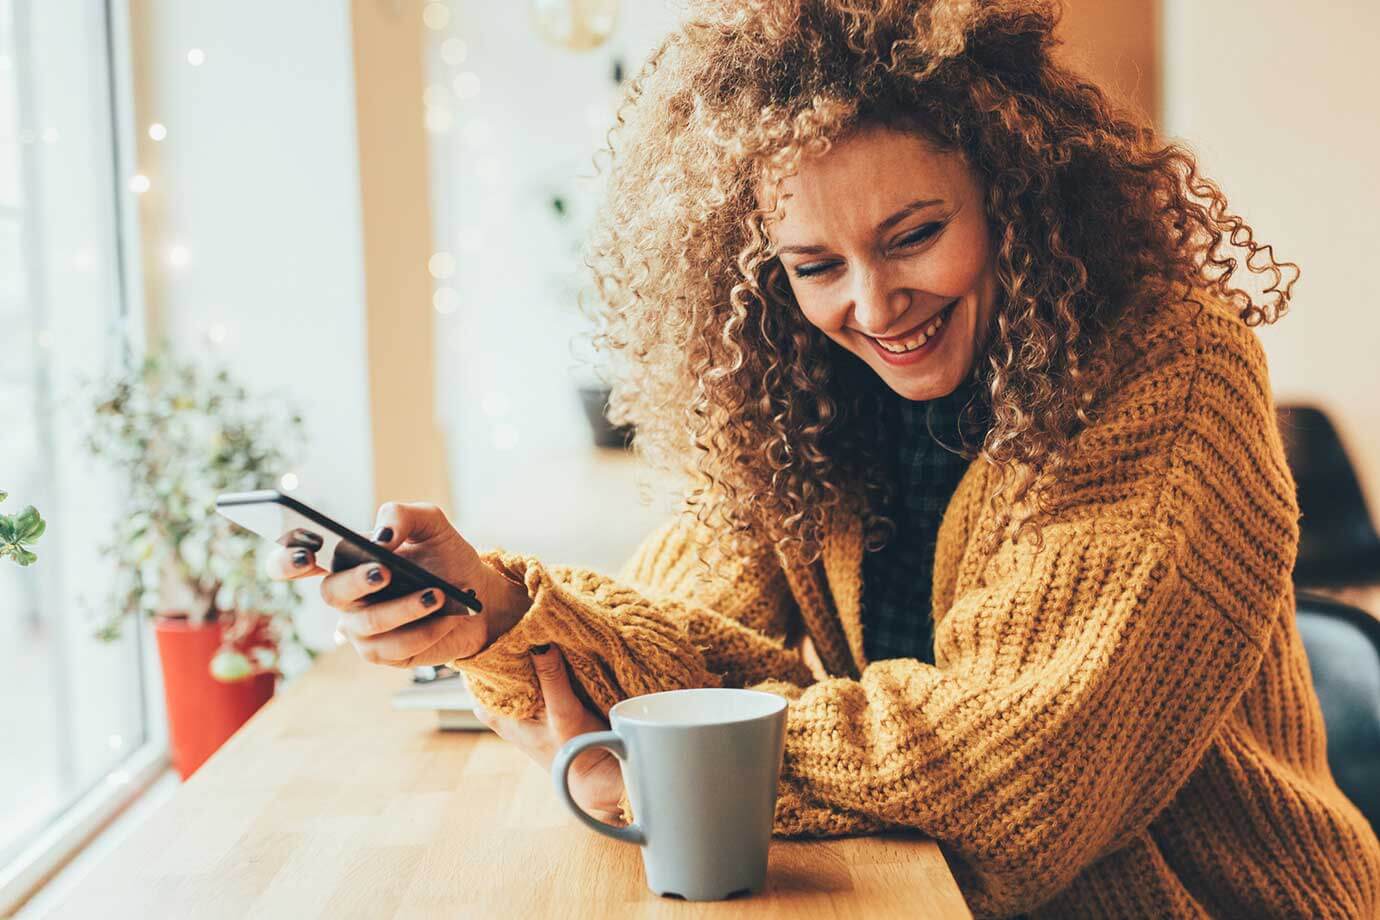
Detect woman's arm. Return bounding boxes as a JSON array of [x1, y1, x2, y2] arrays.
[[450, 513, 816, 718]]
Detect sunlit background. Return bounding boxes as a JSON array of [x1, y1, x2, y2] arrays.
[[1, 0, 1376, 913]]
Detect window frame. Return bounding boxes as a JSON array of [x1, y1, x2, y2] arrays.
[[0, 0, 167, 912]]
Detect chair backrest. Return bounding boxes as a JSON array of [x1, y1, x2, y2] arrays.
[[1295, 591, 1380, 829], [1277, 405, 1380, 584]]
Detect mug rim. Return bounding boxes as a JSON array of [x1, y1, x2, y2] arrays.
[[609, 686, 787, 727]]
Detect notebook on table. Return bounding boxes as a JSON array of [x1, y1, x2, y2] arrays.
[[390, 665, 490, 731]]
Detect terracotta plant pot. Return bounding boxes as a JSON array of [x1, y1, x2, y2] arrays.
[[153, 614, 276, 779]]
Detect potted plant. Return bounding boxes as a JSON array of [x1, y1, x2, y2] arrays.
[[0, 491, 44, 566], [84, 350, 311, 778]]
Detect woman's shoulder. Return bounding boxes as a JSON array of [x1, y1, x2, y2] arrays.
[[1096, 289, 1274, 435], [1058, 289, 1292, 529]]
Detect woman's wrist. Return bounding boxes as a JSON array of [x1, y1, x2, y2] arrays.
[[479, 561, 532, 644]]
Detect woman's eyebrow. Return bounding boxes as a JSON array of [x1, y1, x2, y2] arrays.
[[775, 198, 946, 256]]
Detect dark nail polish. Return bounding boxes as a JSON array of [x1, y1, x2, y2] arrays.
[[366, 565, 384, 585], [291, 549, 310, 568], [372, 526, 393, 543], [529, 643, 551, 655], [421, 589, 437, 608]]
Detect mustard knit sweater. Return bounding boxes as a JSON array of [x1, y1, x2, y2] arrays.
[[453, 296, 1380, 919]]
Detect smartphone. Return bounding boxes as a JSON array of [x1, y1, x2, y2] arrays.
[[214, 489, 482, 614]]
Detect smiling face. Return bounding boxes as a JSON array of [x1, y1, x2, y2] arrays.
[[765, 125, 1001, 402]]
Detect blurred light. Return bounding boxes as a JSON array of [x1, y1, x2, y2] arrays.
[[36, 329, 53, 350], [493, 424, 519, 450], [531, 0, 620, 52], [108, 770, 130, 787], [148, 122, 167, 141], [433, 287, 460, 314], [441, 37, 468, 65], [452, 71, 481, 100], [168, 243, 190, 268], [422, 2, 450, 30], [425, 107, 453, 134], [18, 129, 34, 145], [423, 83, 449, 107], [428, 251, 456, 279], [129, 174, 151, 194], [41, 127, 59, 145], [207, 322, 228, 344], [187, 48, 206, 66], [279, 472, 300, 492], [481, 392, 510, 417], [0, 55, 10, 72], [107, 734, 124, 751]]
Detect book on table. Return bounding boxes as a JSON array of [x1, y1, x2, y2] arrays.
[[390, 666, 489, 731]]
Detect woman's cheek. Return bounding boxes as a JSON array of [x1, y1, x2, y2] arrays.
[[793, 289, 841, 336]]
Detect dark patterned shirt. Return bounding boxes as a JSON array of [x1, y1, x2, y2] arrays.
[[861, 381, 986, 664]]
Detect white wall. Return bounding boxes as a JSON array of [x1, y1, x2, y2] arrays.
[[1163, 0, 1380, 505], [133, 0, 375, 650]]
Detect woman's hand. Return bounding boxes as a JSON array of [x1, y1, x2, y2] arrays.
[[472, 645, 628, 825], [266, 502, 532, 667]]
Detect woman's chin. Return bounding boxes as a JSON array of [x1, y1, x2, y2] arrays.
[[869, 350, 967, 402]]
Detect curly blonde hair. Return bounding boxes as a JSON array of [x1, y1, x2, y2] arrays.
[[583, 0, 1297, 568]]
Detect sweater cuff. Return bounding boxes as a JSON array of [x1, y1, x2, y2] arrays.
[[449, 547, 715, 721], [448, 548, 571, 719]]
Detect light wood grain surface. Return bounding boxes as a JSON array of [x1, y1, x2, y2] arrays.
[[50, 647, 972, 919]]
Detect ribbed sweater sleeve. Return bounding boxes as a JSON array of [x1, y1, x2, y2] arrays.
[[451, 514, 814, 719]]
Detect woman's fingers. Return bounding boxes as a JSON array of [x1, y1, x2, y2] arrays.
[[349, 609, 456, 664], [371, 501, 454, 550], [265, 545, 326, 580], [319, 562, 393, 610], [337, 586, 445, 637], [531, 646, 586, 732]]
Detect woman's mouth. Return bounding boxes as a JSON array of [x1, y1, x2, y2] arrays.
[[863, 298, 959, 366]]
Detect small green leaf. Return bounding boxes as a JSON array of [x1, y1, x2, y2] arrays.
[[14, 506, 44, 542]]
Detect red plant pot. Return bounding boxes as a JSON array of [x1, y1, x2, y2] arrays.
[[153, 615, 276, 779]]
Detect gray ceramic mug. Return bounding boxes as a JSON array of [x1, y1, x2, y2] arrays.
[[551, 687, 788, 901]]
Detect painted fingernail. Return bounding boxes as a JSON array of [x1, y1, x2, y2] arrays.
[[421, 589, 437, 608], [366, 565, 384, 585], [291, 549, 310, 568], [529, 643, 551, 655], [372, 526, 393, 543]]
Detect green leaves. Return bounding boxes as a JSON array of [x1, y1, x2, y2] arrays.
[[0, 491, 46, 567]]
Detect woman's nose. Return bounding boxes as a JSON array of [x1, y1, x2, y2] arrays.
[[851, 272, 911, 337]]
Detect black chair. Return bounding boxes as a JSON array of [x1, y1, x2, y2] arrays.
[[1277, 406, 1380, 586], [1295, 591, 1380, 829]]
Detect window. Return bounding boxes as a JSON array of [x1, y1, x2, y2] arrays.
[[0, 0, 161, 908]]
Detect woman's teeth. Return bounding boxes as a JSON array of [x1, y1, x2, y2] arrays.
[[875, 307, 948, 354]]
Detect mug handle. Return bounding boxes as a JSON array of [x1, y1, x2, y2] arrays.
[[552, 730, 646, 846]]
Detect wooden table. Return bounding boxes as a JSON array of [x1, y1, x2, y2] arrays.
[[52, 647, 972, 919]]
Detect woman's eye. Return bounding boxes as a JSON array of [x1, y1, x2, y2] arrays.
[[788, 223, 944, 280], [792, 262, 837, 279], [896, 223, 943, 248]]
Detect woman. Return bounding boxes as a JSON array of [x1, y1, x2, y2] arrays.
[[271, 1, 1380, 916]]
